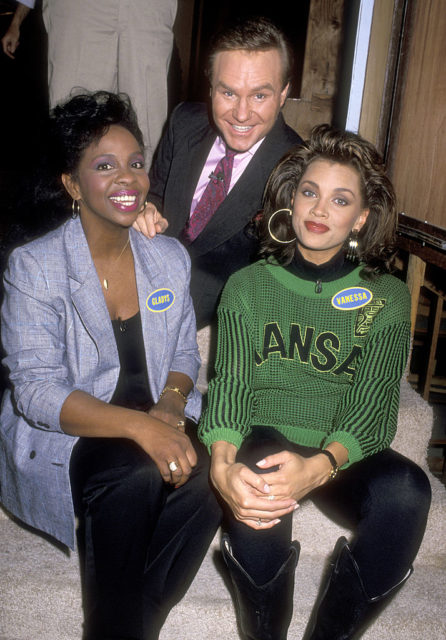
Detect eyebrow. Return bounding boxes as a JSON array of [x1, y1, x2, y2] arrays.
[[300, 180, 357, 198], [90, 150, 144, 162], [216, 80, 275, 93]]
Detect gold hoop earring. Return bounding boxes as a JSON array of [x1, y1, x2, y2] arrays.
[[72, 199, 80, 218], [346, 229, 359, 262], [268, 208, 295, 244]]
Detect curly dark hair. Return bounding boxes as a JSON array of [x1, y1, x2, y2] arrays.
[[44, 90, 144, 208], [3, 91, 144, 252], [205, 16, 293, 90], [259, 124, 397, 275]]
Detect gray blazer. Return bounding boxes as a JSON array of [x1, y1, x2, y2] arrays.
[[0, 217, 201, 548]]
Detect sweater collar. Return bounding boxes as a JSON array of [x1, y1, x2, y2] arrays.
[[265, 257, 364, 299], [286, 247, 356, 283]]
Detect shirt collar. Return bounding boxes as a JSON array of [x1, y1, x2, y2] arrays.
[[217, 135, 265, 158]]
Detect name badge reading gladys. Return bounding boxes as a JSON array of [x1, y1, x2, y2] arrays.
[[331, 287, 373, 311], [146, 288, 175, 312]]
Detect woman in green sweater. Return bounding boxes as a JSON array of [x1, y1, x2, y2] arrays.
[[199, 125, 431, 639]]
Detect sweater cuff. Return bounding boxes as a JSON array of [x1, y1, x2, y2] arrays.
[[322, 430, 364, 468], [199, 427, 246, 454]]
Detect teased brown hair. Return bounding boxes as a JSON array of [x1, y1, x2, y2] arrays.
[[259, 124, 397, 275]]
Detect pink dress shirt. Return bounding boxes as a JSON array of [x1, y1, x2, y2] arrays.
[[190, 136, 265, 216]]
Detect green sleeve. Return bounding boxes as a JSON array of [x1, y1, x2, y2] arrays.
[[198, 299, 255, 452], [324, 319, 411, 465]]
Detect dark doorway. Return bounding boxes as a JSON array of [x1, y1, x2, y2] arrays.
[[186, 1, 311, 101]]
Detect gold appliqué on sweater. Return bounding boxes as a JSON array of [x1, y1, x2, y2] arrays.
[[355, 299, 385, 337]]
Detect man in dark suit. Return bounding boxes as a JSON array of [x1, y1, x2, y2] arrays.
[[137, 17, 302, 328]]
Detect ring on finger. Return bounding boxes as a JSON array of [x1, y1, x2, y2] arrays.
[[267, 495, 275, 501], [168, 461, 179, 472], [256, 519, 262, 527], [177, 419, 185, 428]]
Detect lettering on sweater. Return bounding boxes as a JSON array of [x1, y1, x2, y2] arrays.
[[255, 322, 361, 376]]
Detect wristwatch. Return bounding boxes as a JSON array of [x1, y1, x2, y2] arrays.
[[319, 449, 339, 480]]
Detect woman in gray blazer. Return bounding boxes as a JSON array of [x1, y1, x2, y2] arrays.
[[0, 91, 221, 639]]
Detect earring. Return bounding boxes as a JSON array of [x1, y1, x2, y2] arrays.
[[346, 229, 359, 262], [268, 208, 295, 244], [72, 199, 80, 218]]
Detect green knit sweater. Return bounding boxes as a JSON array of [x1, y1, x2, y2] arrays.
[[199, 260, 411, 466]]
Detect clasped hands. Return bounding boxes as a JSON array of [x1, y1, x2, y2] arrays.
[[211, 447, 332, 530]]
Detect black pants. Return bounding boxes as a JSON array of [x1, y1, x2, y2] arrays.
[[225, 426, 431, 597], [70, 424, 222, 640]]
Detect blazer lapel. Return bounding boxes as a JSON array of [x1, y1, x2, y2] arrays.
[[130, 231, 170, 401], [64, 219, 119, 396]]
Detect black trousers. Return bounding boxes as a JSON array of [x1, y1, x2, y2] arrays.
[[70, 424, 222, 640], [225, 426, 431, 597]]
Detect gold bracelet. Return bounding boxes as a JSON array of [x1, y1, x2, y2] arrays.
[[160, 385, 188, 404]]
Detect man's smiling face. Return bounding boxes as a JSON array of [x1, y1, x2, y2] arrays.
[[210, 48, 289, 153]]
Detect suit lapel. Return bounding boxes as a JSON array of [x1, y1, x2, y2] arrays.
[[188, 141, 268, 256], [190, 114, 292, 256], [189, 113, 294, 256], [167, 127, 216, 237]]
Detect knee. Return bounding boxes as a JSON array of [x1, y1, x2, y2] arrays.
[[237, 426, 290, 472], [371, 457, 432, 521], [123, 457, 164, 497], [187, 463, 221, 509], [401, 462, 432, 518], [393, 459, 431, 508], [71, 438, 165, 507], [174, 468, 222, 528]]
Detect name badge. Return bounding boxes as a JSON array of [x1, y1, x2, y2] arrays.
[[146, 288, 175, 312], [331, 287, 373, 310]]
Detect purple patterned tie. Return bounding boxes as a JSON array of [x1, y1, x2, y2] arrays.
[[182, 147, 236, 243]]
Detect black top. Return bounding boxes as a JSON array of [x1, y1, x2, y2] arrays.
[[110, 311, 153, 411], [286, 247, 356, 292]]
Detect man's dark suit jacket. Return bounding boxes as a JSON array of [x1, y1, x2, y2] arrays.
[[148, 102, 303, 328]]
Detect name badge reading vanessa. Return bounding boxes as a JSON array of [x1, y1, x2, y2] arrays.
[[146, 288, 175, 312], [331, 287, 373, 310]]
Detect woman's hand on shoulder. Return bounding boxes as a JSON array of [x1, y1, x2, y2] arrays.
[[210, 441, 298, 530], [132, 202, 168, 238]]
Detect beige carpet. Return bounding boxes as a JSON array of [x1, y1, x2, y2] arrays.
[[1, 376, 445, 639]]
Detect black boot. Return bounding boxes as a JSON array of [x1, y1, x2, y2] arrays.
[[221, 533, 300, 640], [305, 537, 413, 640]]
